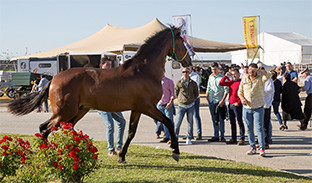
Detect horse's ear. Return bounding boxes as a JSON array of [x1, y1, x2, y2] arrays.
[[177, 25, 183, 32]]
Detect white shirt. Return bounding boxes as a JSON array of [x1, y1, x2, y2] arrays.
[[263, 78, 275, 109]]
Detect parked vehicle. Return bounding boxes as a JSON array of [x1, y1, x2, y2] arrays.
[[10, 51, 183, 98]]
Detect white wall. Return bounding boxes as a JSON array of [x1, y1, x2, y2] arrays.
[[231, 32, 303, 66]]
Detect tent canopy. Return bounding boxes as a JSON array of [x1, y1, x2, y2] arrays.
[[12, 18, 245, 61]]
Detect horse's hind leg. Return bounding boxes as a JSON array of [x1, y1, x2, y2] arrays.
[[118, 110, 141, 164], [68, 108, 90, 127], [39, 119, 51, 139], [144, 106, 180, 162]]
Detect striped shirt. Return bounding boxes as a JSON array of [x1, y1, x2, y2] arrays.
[[238, 72, 271, 109]]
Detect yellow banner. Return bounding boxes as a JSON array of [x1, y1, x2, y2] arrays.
[[243, 16, 259, 59]]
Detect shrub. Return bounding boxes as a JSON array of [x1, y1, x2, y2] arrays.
[[0, 136, 32, 181], [0, 122, 99, 183]]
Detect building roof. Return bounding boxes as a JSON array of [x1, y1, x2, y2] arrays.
[[267, 32, 312, 46]]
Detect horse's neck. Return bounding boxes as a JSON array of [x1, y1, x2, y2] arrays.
[[130, 40, 170, 79]]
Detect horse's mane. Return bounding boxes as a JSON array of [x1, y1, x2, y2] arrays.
[[122, 27, 178, 70]]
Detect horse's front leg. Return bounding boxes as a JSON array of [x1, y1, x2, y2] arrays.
[[144, 106, 180, 162], [118, 110, 141, 163]]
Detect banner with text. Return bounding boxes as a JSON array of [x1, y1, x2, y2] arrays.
[[172, 15, 195, 56], [243, 16, 259, 59]]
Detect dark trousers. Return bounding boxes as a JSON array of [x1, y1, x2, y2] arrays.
[[229, 103, 245, 141], [302, 94, 312, 128], [264, 107, 271, 145]]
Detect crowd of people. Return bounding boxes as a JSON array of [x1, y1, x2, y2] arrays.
[[88, 57, 311, 158], [153, 61, 311, 157]]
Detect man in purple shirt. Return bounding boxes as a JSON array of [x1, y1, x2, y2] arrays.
[[154, 74, 175, 143]]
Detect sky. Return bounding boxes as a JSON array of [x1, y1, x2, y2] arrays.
[[0, 0, 311, 60]]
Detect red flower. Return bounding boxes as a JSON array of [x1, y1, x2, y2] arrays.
[[7, 137, 12, 141], [83, 134, 89, 139], [53, 162, 58, 168], [58, 164, 62, 170], [74, 147, 80, 152], [65, 145, 71, 149], [42, 142, 48, 148], [70, 151, 75, 157], [90, 147, 98, 153], [51, 126, 58, 131], [0, 140, 3, 144], [58, 149, 62, 155], [71, 131, 77, 136], [2, 152, 7, 156], [35, 133, 44, 138], [1, 145, 8, 151], [94, 154, 98, 160], [73, 156, 78, 161], [75, 137, 82, 143], [73, 163, 78, 170], [88, 142, 93, 146], [22, 157, 25, 164]]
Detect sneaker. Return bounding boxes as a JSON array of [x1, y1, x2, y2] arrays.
[[160, 138, 169, 143], [167, 140, 171, 145], [186, 138, 192, 145], [208, 137, 219, 142], [182, 136, 194, 140], [265, 144, 269, 149], [280, 125, 285, 131], [108, 151, 117, 157], [220, 137, 226, 142], [226, 139, 237, 144], [195, 134, 202, 140], [155, 134, 160, 139], [259, 149, 266, 157], [246, 148, 257, 155], [238, 139, 244, 145]]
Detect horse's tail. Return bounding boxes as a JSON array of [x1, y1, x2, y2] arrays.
[[8, 81, 51, 115]]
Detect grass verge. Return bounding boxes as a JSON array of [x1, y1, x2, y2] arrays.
[[1, 133, 311, 183]]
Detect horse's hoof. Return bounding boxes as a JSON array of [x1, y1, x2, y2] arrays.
[[118, 159, 127, 164], [172, 153, 180, 162]]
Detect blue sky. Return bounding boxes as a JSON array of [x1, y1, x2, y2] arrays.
[[0, 0, 311, 60]]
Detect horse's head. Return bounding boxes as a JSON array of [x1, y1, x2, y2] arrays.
[[168, 26, 192, 67]]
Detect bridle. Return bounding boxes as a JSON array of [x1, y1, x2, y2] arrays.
[[170, 29, 189, 62]]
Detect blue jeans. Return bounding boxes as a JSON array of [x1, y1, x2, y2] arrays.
[[154, 103, 174, 139], [175, 105, 194, 139], [37, 99, 49, 112], [229, 103, 245, 141], [98, 111, 126, 153], [272, 101, 283, 125], [243, 106, 265, 150], [194, 97, 202, 135], [208, 102, 225, 138]]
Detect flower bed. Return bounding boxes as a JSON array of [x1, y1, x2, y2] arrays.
[[0, 122, 99, 182]]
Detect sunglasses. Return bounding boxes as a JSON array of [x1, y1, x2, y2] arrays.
[[182, 71, 189, 73]]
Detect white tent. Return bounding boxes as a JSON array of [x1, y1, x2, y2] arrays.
[[12, 18, 245, 61], [231, 32, 312, 66]]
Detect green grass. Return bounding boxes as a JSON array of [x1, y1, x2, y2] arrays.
[[1, 133, 311, 183]]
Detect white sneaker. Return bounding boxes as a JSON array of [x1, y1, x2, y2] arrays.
[[186, 138, 192, 145]]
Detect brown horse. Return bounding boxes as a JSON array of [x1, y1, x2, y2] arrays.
[[8, 26, 191, 163]]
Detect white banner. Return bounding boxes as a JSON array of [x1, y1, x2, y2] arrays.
[[172, 15, 195, 56]]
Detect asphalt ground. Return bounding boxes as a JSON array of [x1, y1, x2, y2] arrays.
[[0, 95, 311, 178]]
